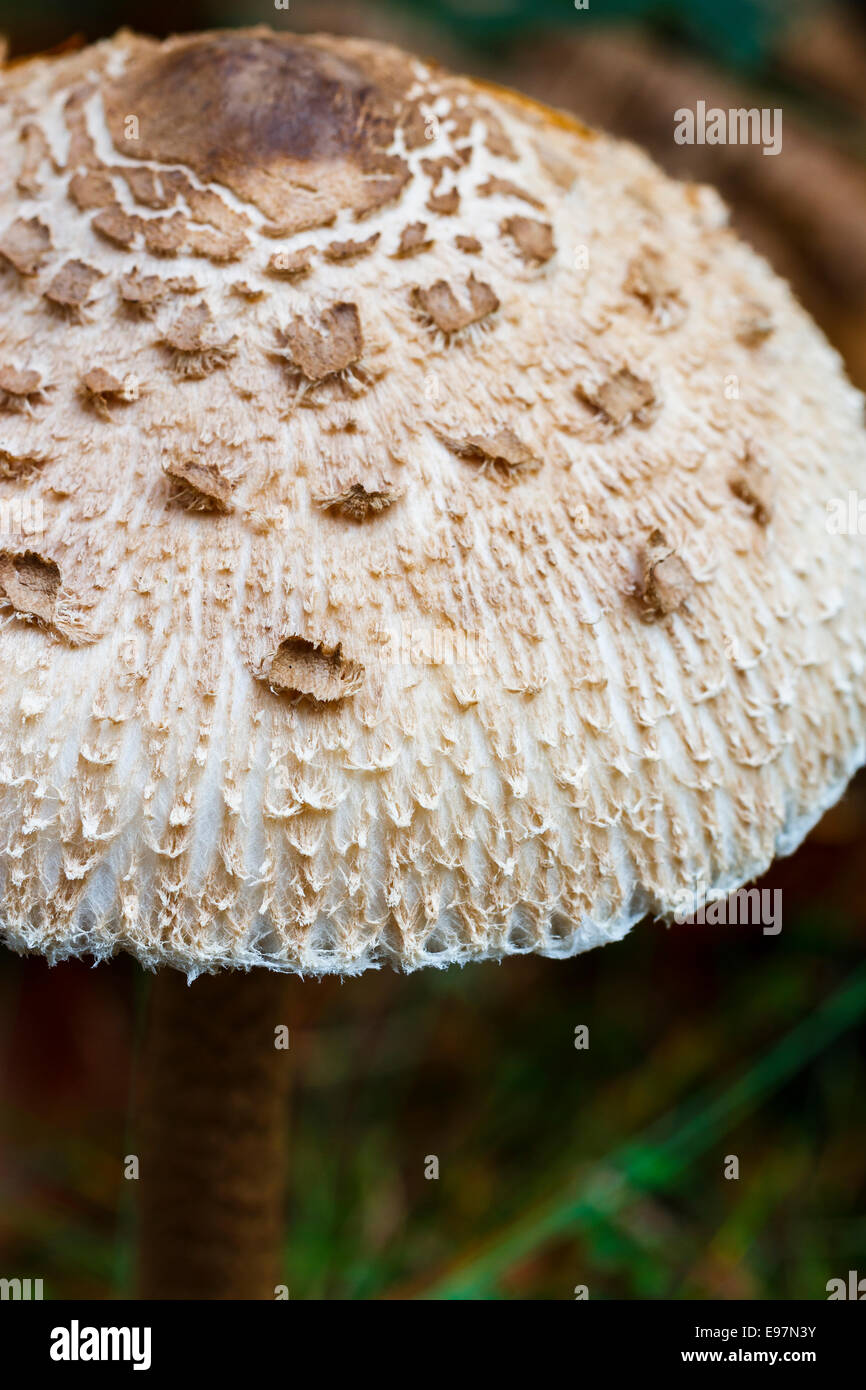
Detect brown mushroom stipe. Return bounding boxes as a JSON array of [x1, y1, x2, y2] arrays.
[[1, 26, 866, 1301], [136, 969, 298, 1299]]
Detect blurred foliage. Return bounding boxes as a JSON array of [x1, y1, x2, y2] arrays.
[[0, 0, 817, 65], [387, 0, 784, 68]]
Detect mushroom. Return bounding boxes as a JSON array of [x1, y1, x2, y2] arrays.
[[1, 26, 865, 1301]]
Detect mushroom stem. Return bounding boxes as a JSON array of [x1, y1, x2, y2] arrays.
[[135, 967, 296, 1300]]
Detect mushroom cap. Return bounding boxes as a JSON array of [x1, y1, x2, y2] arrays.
[[0, 28, 864, 976]]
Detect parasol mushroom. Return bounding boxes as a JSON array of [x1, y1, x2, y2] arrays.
[[0, 26, 865, 1299]]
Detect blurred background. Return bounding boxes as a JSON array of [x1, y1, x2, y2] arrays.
[[1, 0, 866, 1300]]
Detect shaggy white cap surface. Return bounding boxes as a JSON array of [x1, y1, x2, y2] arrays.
[[0, 28, 864, 974]]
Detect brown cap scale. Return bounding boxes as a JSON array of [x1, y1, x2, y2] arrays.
[[0, 27, 864, 986]]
